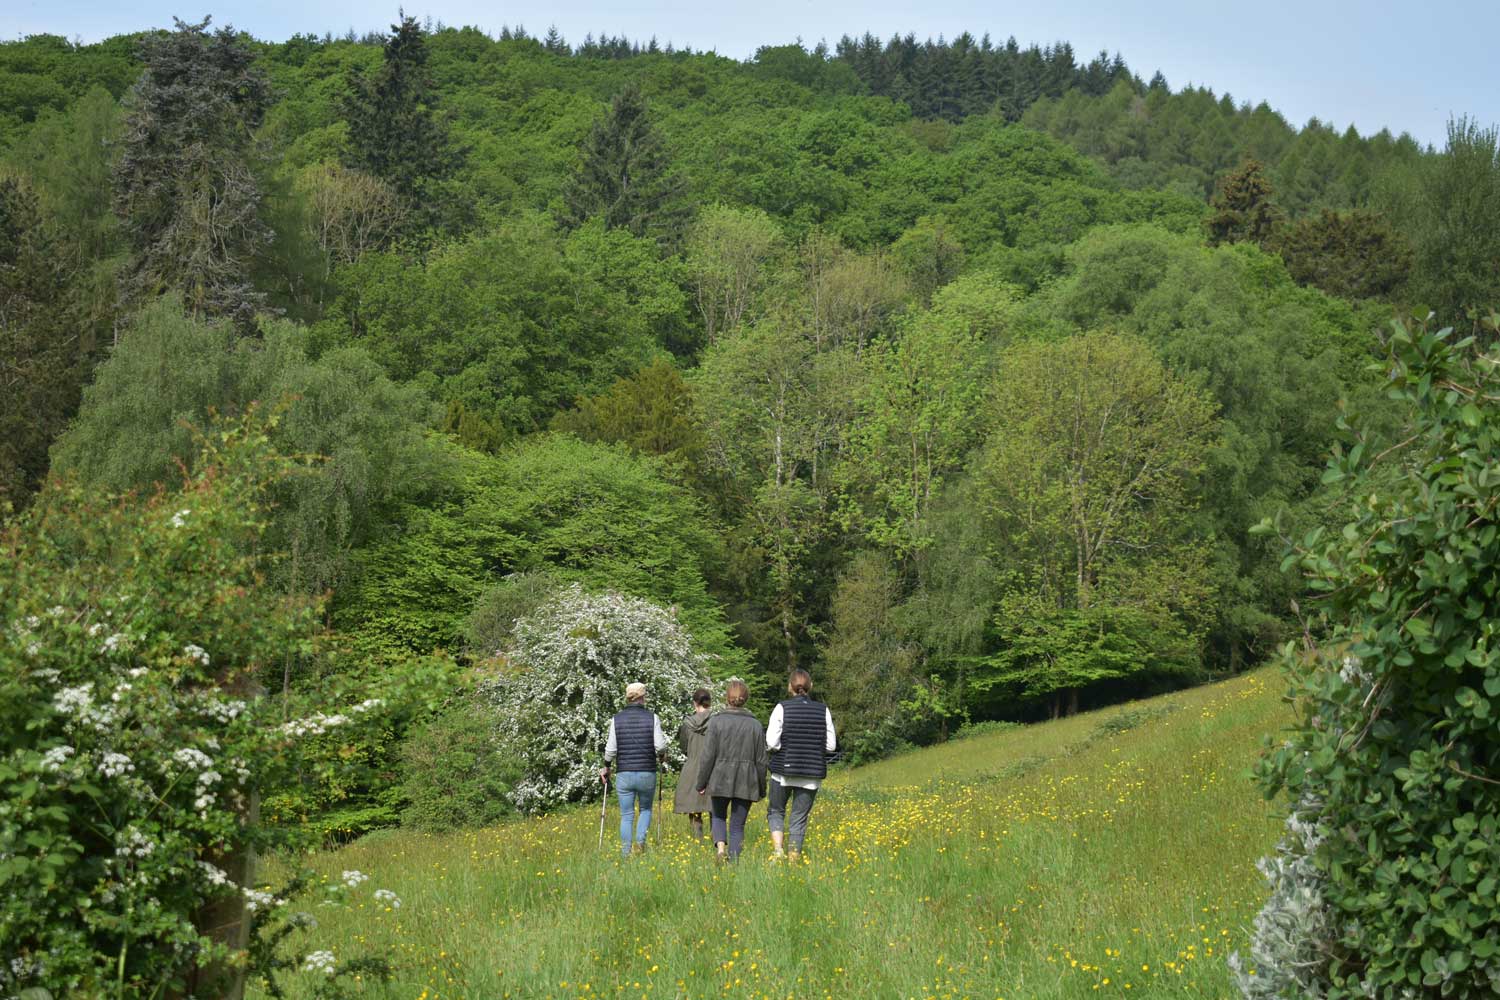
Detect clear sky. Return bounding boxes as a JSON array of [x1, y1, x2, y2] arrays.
[[4, 0, 1496, 148]]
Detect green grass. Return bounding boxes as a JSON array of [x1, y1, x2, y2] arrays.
[[253, 670, 1288, 1000]]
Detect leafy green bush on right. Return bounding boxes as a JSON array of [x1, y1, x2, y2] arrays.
[[1237, 314, 1500, 998]]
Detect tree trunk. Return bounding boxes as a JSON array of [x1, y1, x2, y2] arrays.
[[1067, 687, 1080, 717]]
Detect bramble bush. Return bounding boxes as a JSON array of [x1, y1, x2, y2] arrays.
[[1237, 315, 1500, 998], [480, 584, 714, 813], [0, 414, 444, 998]]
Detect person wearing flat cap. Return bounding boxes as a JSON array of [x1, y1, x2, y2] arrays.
[[600, 681, 668, 857]]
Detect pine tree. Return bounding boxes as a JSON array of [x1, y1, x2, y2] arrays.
[[113, 16, 271, 331], [342, 14, 462, 229], [1206, 158, 1282, 247], [560, 83, 690, 244]]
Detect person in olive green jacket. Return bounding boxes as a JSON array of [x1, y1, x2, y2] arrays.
[[674, 688, 713, 840], [693, 680, 767, 862]]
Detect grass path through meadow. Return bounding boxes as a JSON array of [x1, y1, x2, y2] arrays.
[[256, 670, 1286, 1000]]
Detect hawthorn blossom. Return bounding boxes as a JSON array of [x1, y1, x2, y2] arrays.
[[172, 748, 214, 772], [99, 752, 134, 778], [39, 745, 74, 773]]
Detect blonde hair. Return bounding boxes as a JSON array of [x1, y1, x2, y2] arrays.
[[725, 679, 749, 707], [788, 669, 812, 695]]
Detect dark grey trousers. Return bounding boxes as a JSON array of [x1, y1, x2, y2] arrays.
[[709, 796, 751, 859], [766, 781, 818, 849]]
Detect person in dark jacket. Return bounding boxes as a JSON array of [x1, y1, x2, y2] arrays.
[[693, 680, 767, 862], [600, 682, 668, 857], [766, 669, 836, 862], [674, 688, 713, 840]]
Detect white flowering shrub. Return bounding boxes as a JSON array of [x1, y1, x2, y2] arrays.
[[481, 584, 713, 813], [0, 416, 437, 999]]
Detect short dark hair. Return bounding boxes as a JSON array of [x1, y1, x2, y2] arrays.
[[692, 688, 711, 708], [789, 669, 812, 695]]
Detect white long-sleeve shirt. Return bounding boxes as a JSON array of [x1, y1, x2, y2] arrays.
[[603, 712, 668, 765], [766, 703, 836, 790]]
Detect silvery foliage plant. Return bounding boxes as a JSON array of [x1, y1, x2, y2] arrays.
[[481, 584, 712, 813]]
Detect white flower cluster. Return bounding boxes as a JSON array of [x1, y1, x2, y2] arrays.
[[39, 745, 74, 773], [172, 748, 214, 771], [201, 698, 246, 723], [341, 869, 369, 888], [98, 752, 134, 778], [52, 682, 117, 731], [280, 698, 383, 738], [100, 632, 128, 655], [182, 644, 211, 666], [170, 508, 191, 528], [115, 827, 156, 859], [301, 950, 336, 975], [244, 887, 283, 913], [483, 584, 709, 813], [373, 888, 401, 909]]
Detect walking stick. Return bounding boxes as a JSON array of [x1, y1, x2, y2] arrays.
[[598, 773, 608, 850]]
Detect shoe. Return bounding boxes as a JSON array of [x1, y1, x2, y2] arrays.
[[787, 848, 802, 864], [715, 843, 727, 864]]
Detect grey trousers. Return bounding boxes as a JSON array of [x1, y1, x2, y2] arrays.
[[766, 781, 818, 849]]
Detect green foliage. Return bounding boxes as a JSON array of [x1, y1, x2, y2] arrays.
[[0, 413, 429, 996], [51, 299, 446, 597], [399, 694, 520, 832], [552, 356, 704, 472], [1392, 117, 1500, 325], [312, 215, 661, 431], [1249, 315, 1500, 997], [684, 203, 785, 346], [337, 435, 745, 671], [113, 18, 272, 329], [1020, 224, 1389, 670], [1206, 158, 1281, 248], [561, 82, 690, 244], [891, 214, 963, 302], [819, 551, 921, 744], [973, 331, 1218, 712], [1273, 208, 1413, 301]]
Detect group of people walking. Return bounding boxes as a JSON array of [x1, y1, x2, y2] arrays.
[[600, 670, 837, 863]]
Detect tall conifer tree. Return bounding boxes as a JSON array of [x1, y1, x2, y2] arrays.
[[342, 14, 462, 229], [113, 17, 271, 330], [1206, 158, 1282, 247], [561, 83, 689, 244]]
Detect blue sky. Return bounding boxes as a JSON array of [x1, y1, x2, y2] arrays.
[[4, 0, 1496, 147]]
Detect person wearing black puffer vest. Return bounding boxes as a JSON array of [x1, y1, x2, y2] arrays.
[[766, 669, 837, 862], [600, 682, 668, 857]]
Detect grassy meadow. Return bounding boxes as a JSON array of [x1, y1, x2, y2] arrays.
[[254, 670, 1288, 1000]]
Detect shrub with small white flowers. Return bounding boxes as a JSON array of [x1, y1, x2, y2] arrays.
[[481, 584, 715, 813], [0, 415, 438, 999]]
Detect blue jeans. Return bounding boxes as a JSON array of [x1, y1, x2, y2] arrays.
[[615, 771, 656, 856]]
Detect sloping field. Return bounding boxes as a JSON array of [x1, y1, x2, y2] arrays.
[[255, 670, 1287, 999]]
